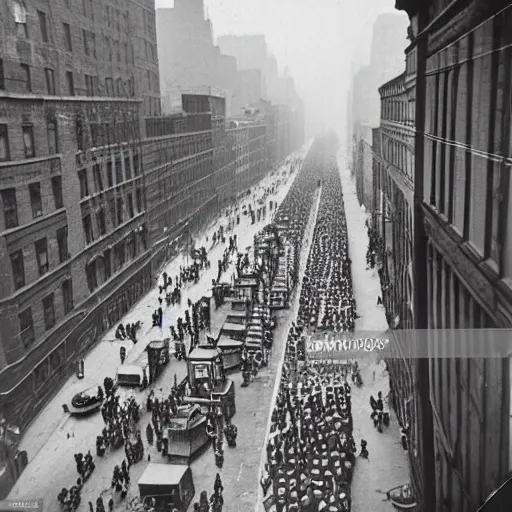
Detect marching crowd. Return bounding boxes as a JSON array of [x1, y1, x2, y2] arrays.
[[260, 134, 366, 511]]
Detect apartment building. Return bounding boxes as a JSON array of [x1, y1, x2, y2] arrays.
[[0, 0, 159, 429]]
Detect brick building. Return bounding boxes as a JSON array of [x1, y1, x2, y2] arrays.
[[0, 0, 159, 431], [396, 1, 512, 510], [0, 0, 304, 453], [373, 69, 419, 503]]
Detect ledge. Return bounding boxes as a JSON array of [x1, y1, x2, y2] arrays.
[[0, 91, 142, 103]]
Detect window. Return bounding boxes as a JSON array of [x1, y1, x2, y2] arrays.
[[35, 238, 49, 275], [86, 260, 97, 291], [47, 120, 58, 154], [20, 64, 31, 92], [0, 125, 9, 161], [22, 125, 35, 158], [97, 207, 106, 235], [62, 279, 74, 314], [114, 241, 125, 270], [13, 0, 28, 38], [45, 68, 55, 95], [63, 23, 72, 51], [105, 78, 114, 97], [91, 33, 97, 58], [2, 188, 18, 229], [116, 78, 124, 97], [127, 235, 135, 260], [104, 249, 112, 279], [42, 293, 55, 330], [136, 188, 143, 213], [57, 226, 69, 262], [85, 74, 95, 96], [78, 169, 89, 198], [76, 118, 84, 150], [19, 308, 34, 349], [115, 157, 123, 184], [127, 193, 134, 218], [29, 182, 43, 218], [66, 71, 75, 96], [124, 154, 131, 180], [10, 250, 25, 290], [0, 59, 3, 90], [83, 29, 89, 56], [51, 176, 63, 210], [133, 153, 140, 176], [106, 160, 114, 187], [82, 214, 94, 244], [38, 11, 49, 43], [109, 200, 116, 227], [117, 197, 123, 225], [93, 164, 104, 192]]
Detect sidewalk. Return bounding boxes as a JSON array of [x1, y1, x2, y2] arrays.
[[338, 151, 411, 512], [8, 146, 309, 511]]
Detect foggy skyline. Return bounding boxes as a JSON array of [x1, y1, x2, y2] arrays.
[[155, 0, 408, 139]]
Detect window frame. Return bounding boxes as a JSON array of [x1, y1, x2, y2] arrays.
[[10, 249, 25, 290], [52, 176, 63, 209], [1, 188, 18, 229], [42, 293, 56, 330], [38, 10, 49, 43], [62, 22, 72, 51], [62, 279, 74, 314], [29, 182, 43, 218], [45, 68, 56, 95], [0, 124, 9, 162], [47, 119, 58, 154], [66, 71, 75, 96], [56, 226, 69, 262], [35, 237, 49, 275], [18, 307, 35, 349], [22, 124, 35, 158]]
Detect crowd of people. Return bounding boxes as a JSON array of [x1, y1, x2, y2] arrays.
[[298, 154, 356, 333], [259, 134, 368, 511], [52, 154, 305, 512]]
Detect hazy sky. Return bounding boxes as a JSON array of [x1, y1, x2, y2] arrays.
[[155, 0, 406, 138]]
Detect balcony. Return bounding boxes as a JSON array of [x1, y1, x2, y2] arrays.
[[0, 155, 61, 184]]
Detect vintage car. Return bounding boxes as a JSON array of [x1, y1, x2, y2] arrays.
[[166, 404, 209, 463], [63, 385, 103, 416], [138, 463, 195, 511]]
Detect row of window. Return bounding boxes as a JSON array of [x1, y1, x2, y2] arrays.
[[13, 2, 129, 42], [382, 134, 414, 180], [18, 278, 74, 350], [424, 39, 504, 268], [82, 189, 143, 246], [10, 229, 69, 291], [85, 229, 147, 292], [1, 176, 63, 231], [143, 133, 213, 171], [0, 121, 58, 163], [76, 117, 140, 152], [0, 55, 133, 100], [78, 152, 140, 200]]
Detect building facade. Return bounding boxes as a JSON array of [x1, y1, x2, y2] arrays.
[[0, 0, 159, 432], [373, 68, 421, 502], [349, 13, 408, 208], [396, 1, 512, 510]]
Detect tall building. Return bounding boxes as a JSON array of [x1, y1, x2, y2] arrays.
[[0, 0, 159, 431], [373, 68, 419, 503], [349, 12, 408, 209], [156, 0, 239, 116], [395, 0, 512, 510], [0, 0, 303, 447]]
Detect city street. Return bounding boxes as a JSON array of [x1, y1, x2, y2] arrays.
[[338, 152, 411, 512], [8, 143, 311, 511]]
